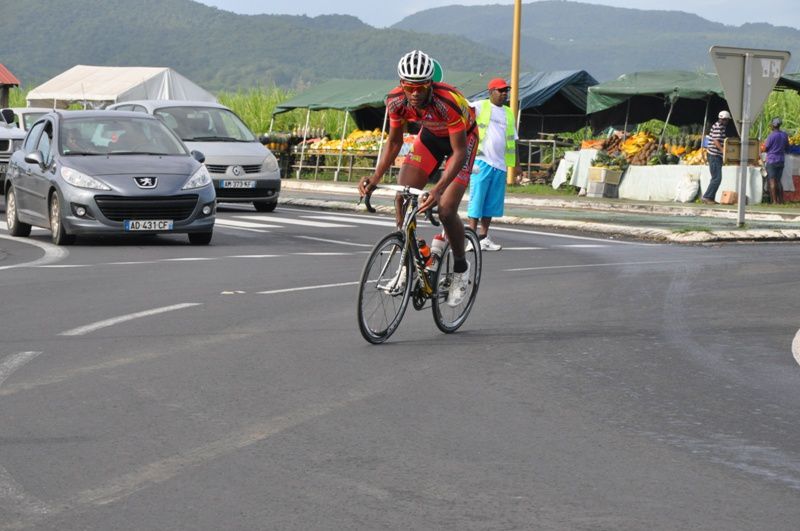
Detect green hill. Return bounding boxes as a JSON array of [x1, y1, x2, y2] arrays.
[[0, 0, 508, 91], [5, 0, 799, 94], [393, 1, 800, 81]]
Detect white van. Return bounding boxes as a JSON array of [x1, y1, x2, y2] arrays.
[[108, 100, 280, 211]]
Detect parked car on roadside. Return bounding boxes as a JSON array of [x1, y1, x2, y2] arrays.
[[107, 100, 281, 212], [2, 107, 53, 131], [4, 110, 216, 245], [0, 109, 26, 195]]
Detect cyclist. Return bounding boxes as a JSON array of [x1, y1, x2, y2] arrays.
[[358, 50, 478, 307]]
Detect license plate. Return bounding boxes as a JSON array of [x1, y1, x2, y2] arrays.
[[221, 180, 256, 189], [124, 219, 173, 231]]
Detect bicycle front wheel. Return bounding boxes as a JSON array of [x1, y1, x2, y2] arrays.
[[357, 232, 413, 344], [431, 227, 482, 333]]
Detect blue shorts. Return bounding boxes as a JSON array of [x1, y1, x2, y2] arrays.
[[467, 160, 506, 219]]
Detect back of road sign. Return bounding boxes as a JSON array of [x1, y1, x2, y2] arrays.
[[710, 46, 790, 136]]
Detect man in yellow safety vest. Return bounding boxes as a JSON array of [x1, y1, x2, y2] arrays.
[[467, 78, 520, 251]]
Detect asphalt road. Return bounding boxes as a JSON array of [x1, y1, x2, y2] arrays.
[[1, 203, 800, 530]]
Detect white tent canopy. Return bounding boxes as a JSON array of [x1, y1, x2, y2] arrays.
[[26, 65, 216, 108]]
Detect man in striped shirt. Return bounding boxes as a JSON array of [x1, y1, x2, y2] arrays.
[[702, 110, 731, 204]]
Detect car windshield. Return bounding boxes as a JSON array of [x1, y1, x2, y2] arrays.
[[154, 106, 257, 142], [60, 116, 189, 156], [22, 112, 47, 131]]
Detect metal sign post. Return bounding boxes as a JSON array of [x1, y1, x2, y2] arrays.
[[710, 46, 790, 226]]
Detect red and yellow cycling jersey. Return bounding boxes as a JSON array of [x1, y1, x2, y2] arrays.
[[386, 82, 476, 137]]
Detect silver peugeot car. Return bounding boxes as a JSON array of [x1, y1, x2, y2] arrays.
[[4, 110, 216, 245], [107, 100, 281, 212]]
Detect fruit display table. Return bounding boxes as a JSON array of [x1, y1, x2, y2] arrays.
[[618, 165, 763, 203], [779, 154, 800, 199], [552, 148, 599, 189]]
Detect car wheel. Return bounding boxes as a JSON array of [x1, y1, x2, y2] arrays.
[[5, 186, 32, 237], [253, 200, 277, 212], [188, 231, 213, 245], [49, 192, 75, 246]]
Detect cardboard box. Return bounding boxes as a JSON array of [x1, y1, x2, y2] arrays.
[[586, 181, 619, 198], [783, 175, 800, 202], [723, 138, 759, 165], [720, 191, 738, 204], [588, 166, 623, 185]]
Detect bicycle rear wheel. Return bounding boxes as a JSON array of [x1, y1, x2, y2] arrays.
[[431, 228, 481, 333], [357, 232, 413, 344]]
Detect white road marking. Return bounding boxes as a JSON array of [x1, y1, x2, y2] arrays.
[[0, 351, 43, 387], [216, 225, 269, 233], [257, 281, 358, 295], [239, 215, 353, 228], [0, 351, 52, 516], [505, 259, 680, 272], [59, 303, 202, 336], [160, 257, 214, 262], [230, 254, 280, 258], [215, 219, 280, 229], [555, 244, 607, 248], [0, 234, 68, 271], [35, 264, 91, 268], [295, 235, 372, 247], [792, 330, 800, 366], [504, 247, 546, 251], [104, 261, 157, 265], [64, 384, 383, 509], [306, 215, 397, 227]]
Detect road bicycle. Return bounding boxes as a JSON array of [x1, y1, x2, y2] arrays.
[[357, 184, 482, 344]]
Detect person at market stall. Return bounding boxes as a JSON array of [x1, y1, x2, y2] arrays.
[[358, 50, 478, 307], [466, 77, 520, 252], [701, 110, 731, 204], [763, 117, 789, 204]]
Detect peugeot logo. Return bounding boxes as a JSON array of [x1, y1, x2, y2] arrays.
[[134, 176, 157, 189], [231, 165, 243, 176]]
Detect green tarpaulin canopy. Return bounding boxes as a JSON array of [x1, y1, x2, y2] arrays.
[[272, 79, 396, 115], [273, 70, 597, 134], [271, 73, 495, 131], [586, 70, 729, 132]]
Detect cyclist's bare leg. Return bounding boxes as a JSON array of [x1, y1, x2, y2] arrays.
[[438, 181, 466, 258], [395, 163, 429, 227]]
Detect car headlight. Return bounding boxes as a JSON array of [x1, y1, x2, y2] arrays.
[[261, 150, 279, 173], [183, 164, 212, 190], [60, 166, 111, 190], [11, 139, 23, 151]]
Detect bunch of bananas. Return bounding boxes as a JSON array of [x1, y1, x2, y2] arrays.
[[682, 148, 707, 165], [620, 132, 657, 157]]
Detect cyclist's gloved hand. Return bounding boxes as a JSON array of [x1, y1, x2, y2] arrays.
[[419, 187, 441, 214], [359, 176, 378, 198]]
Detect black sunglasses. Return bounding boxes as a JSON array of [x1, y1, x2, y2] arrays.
[[495, 87, 510, 93]]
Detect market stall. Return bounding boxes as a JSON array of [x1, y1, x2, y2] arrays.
[[270, 71, 599, 181], [586, 70, 730, 135]]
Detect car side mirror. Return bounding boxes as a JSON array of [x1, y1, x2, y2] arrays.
[[0, 108, 14, 125], [24, 151, 44, 167], [191, 150, 205, 163]]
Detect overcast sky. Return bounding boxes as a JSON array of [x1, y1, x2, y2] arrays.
[[197, 0, 800, 30]]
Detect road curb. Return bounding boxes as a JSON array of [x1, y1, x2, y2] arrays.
[[279, 180, 800, 244], [278, 195, 800, 243]]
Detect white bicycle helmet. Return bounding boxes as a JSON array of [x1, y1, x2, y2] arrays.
[[397, 50, 435, 83]]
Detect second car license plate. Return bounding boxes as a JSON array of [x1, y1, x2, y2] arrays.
[[124, 219, 174, 231], [221, 180, 256, 189]]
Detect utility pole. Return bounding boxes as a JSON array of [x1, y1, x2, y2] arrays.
[[508, 0, 522, 185]]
